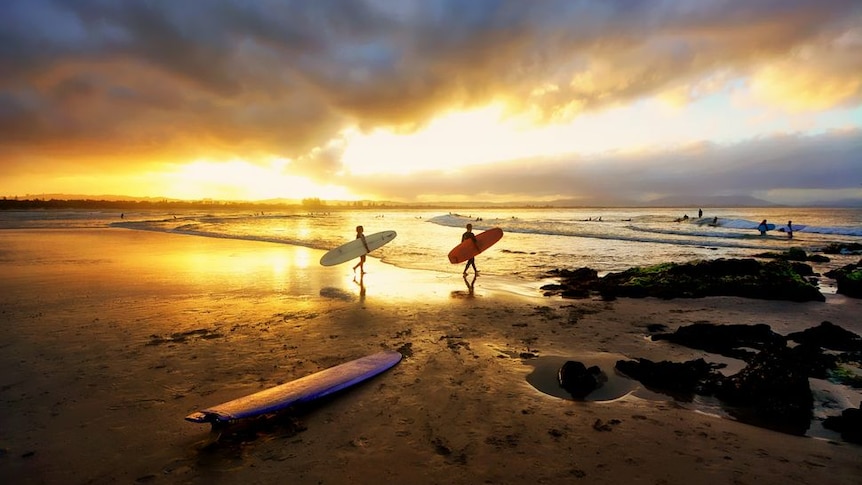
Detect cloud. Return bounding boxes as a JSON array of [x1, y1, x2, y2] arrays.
[[347, 129, 862, 204], [750, 26, 862, 110], [0, 0, 860, 178]]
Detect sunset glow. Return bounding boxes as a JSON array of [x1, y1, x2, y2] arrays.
[[1, 1, 860, 205], [165, 160, 355, 201]]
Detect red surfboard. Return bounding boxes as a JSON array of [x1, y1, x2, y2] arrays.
[[448, 227, 503, 264]]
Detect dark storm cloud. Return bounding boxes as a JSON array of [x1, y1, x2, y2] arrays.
[[1, 0, 860, 182]]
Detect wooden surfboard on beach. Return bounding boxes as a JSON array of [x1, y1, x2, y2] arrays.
[[319, 230, 397, 266], [448, 227, 503, 264], [185, 350, 402, 425]]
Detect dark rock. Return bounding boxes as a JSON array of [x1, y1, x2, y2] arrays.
[[785, 343, 839, 380], [715, 346, 813, 435], [652, 323, 786, 361], [592, 418, 620, 431], [789, 262, 816, 277], [822, 243, 862, 255], [825, 260, 862, 298], [615, 358, 721, 400], [618, 321, 862, 441], [558, 361, 605, 399], [553, 267, 599, 281], [787, 321, 862, 352], [753, 248, 828, 264], [396, 342, 414, 358], [543, 267, 599, 299], [822, 405, 862, 444], [542, 259, 824, 302], [837, 275, 862, 298]]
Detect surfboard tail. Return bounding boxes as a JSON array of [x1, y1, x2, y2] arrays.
[[185, 411, 211, 423]]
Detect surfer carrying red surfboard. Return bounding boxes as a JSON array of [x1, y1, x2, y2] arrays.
[[352, 225, 371, 274], [462, 223, 480, 276]]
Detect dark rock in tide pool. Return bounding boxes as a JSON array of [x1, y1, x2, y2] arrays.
[[558, 361, 605, 399], [823, 405, 862, 444], [542, 259, 824, 302]]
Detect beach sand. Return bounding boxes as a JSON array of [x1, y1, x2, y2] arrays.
[[1, 229, 860, 484]]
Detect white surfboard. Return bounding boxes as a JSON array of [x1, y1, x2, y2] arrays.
[[319, 230, 397, 266]]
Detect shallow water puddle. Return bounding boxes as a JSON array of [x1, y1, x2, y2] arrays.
[[523, 353, 643, 402]]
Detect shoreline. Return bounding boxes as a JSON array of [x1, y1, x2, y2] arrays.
[[1, 228, 860, 484]]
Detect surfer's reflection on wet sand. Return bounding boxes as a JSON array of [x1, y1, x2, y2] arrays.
[[450, 274, 476, 299], [353, 272, 366, 302]]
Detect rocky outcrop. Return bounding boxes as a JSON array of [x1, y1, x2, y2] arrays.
[[822, 243, 862, 255], [542, 258, 824, 302], [752, 247, 830, 263], [611, 322, 861, 438]]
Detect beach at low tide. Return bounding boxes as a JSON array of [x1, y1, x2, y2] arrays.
[[1, 228, 860, 484]]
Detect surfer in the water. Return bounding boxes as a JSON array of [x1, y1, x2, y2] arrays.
[[352, 225, 371, 274], [462, 223, 480, 276]]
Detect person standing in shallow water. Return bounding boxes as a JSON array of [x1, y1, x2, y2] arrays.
[[462, 223, 480, 276], [352, 225, 371, 274], [786, 220, 793, 239]]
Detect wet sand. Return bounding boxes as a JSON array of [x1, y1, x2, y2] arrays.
[[1, 228, 860, 484]]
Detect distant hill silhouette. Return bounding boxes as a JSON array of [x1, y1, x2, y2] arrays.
[[3, 193, 860, 209], [642, 195, 783, 208]]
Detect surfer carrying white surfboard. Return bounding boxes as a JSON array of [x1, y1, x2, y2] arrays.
[[352, 225, 371, 274], [462, 223, 480, 276]]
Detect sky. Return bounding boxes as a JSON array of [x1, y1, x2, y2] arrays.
[[1, 0, 861, 205]]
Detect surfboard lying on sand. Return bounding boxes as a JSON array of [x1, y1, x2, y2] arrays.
[[185, 350, 402, 425], [319, 230, 397, 266], [448, 227, 503, 264]]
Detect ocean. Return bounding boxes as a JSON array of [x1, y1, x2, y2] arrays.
[[2, 206, 860, 288]]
